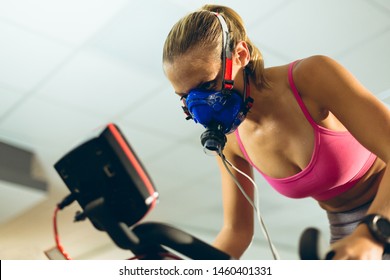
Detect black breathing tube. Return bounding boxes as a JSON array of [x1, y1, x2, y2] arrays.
[[200, 123, 227, 156]]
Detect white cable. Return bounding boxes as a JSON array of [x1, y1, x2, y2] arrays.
[[220, 153, 281, 260]]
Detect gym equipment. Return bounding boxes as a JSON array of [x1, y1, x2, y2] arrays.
[[53, 123, 232, 260]]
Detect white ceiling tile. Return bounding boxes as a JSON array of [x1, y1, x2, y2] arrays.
[[112, 120, 177, 162], [90, 1, 189, 78], [144, 141, 219, 191], [378, 89, 390, 108], [0, 21, 72, 91], [339, 30, 390, 94], [145, 173, 224, 237], [218, 0, 290, 28], [150, 181, 223, 229], [90, 0, 289, 79], [372, 0, 390, 12], [166, 0, 290, 28], [36, 49, 162, 117], [0, 97, 108, 156], [0, 0, 129, 46], [248, 0, 390, 59], [383, 97, 390, 107], [120, 86, 206, 138], [0, 87, 25, 117], [260, 49, 291, 67]]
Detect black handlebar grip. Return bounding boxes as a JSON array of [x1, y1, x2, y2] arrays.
[[299, 227, 334, 260]]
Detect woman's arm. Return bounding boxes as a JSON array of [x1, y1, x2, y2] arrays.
[[295, 55, 390, 259], [212, 142, 255, 259]]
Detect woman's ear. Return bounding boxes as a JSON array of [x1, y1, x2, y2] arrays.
[[234, 41, 250, 67]]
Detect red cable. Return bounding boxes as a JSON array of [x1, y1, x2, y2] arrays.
[[53, 207, 72, 260], [53, 206, 182, 260]]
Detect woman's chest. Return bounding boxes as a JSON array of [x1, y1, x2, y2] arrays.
[[237, 115, 315, 179], [236, 83, 347, 179]]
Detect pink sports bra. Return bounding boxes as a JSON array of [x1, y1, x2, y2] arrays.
[[235, 61, 377, 201]]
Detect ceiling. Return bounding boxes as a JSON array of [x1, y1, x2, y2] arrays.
[[0, 0, 389, 260]]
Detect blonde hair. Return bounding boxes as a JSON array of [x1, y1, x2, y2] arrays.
[[163, 4, 268, 88]]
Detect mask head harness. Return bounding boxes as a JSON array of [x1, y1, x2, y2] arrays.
[[180, 12, 253, 154]]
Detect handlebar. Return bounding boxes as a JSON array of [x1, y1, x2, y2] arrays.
[[132, 222, 233, 260], [299, 227, 335, 260]]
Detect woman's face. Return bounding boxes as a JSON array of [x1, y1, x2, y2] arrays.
[[163, 46, 222, 98], [164, 42, 248, 100]]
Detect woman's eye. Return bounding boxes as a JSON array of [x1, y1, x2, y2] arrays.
[[200, 81, 216, 91]]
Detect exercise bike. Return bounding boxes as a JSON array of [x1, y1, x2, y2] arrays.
[[52, 123, 329, 260]]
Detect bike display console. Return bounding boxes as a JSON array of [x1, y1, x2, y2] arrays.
[[54, 123, 232, 260]]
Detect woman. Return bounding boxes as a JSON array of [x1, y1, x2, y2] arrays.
[[162, 4, 390, 260]]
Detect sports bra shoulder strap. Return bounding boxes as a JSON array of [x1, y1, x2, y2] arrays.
[[288, 60, 318, 128]]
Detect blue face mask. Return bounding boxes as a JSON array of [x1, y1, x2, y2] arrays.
[[182, 80, 251, 134]]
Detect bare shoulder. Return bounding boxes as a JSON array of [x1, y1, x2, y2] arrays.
[[294, 55, 339, 71], [292, 55, 390, 160], [291, 55, 367, 106], [293, 55, 346, 85]]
